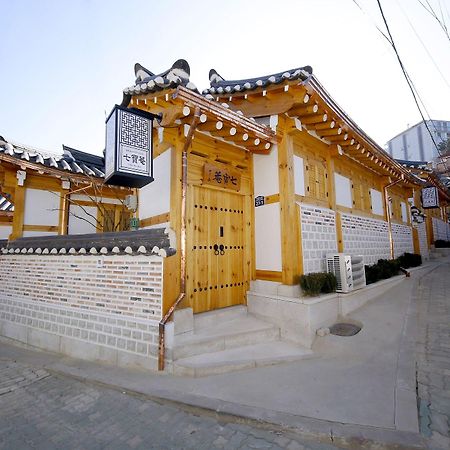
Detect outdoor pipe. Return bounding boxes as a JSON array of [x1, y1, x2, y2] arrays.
[[158, 107, 201, 371], [383, 178, 401, 260]]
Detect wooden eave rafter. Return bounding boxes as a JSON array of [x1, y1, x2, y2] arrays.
[[206, 81, 310, 119], [131, 86, 277, 154]]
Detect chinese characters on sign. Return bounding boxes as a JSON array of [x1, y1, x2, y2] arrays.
[[118, 110, 150, 175], [421, 186, 439, 209], [202, 163, 241, 191]]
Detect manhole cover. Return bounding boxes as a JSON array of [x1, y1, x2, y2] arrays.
[[329, 323, 361, 336]]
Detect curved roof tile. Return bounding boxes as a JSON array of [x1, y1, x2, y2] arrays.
[[202, 65, 313, 95]]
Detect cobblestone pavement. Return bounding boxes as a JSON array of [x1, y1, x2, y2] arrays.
[[0, 360, 352, 450], [416, 262, 450, 450]]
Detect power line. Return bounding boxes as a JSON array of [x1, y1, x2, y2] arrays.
[[375, 0, 449, 173], [394, 0, 450, 89], [417, 0, 450, 41]]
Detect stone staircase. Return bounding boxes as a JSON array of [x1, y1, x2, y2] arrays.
[[168, 306, 313, 377]]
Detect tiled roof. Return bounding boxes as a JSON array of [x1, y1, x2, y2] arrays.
[[0, 194, 13, 212], [123, 59, 198, 96], [0, 228, 175, 257], [202, 65, 313, 97], [0, 136, 105, 178], [396, 159, 430, 170]]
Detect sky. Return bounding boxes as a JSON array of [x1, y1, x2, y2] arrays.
[[1, 0, 449, 156]]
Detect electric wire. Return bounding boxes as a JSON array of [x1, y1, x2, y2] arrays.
[[417, 0, 450, 41], [375, 0, 449, 173], [394, 0, 450, 89]]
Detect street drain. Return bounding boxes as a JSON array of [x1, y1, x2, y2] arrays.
[[329, 323, 362, 337]]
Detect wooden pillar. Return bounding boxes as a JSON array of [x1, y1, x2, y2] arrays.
[[278, 117, 301, 285], [10, 184, 25, 240], [426, 215, 434, 248], [412, 226, 420, 254]]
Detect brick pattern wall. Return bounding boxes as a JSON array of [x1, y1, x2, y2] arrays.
[[392, 223, 413, 258], [0, 296, 159, 367], [341, 214, 390, 265], [0, 253, 164, 369], [417, 222, 429, 260], [299, 203, 337, 274], [432, 217, 450, 241], [0, 255, 163, 320]]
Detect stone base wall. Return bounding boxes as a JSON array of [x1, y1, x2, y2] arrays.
[[432, 217, 450, 241], [0, 296, 159, 369], [392, 223, 414, 258], [416, 222, 429, 260], [0, 253, 164, 370], [341, 213, 390, 265], [299, 203, 337, 274]]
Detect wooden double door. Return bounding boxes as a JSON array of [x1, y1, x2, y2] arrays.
[[186, 185, 247, 313]]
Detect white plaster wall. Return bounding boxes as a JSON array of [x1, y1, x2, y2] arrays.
[[24, 189, 60, 226], [293, 155, 305, 196], [341, 213, 390, 265], [299, 203, 337, 274], [334, 173, 352, 208], [68, 205, 98, 235], [370, 189, 384, 216], [139, 148, 171, 220], [253, 146, 279, 197], [254, 202, 282, 272], [392, 223, 413, 258], [401, 202, 408, 223], [0, 225, 12, 239], [22, 231, 58, 237]]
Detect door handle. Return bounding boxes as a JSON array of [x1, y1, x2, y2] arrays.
[[219, 244, 225, 255], [213, 244, 219, 255]]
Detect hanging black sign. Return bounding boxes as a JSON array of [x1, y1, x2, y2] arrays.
[[104, 105, 157, 188], [421, 186, 439, 209], [255, 195, 265, 207]]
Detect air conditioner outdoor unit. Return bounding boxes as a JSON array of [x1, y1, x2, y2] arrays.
[[326, 254, 366, 293], [327, 254, 353, 293]]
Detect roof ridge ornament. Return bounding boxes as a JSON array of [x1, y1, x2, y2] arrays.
[[209, 69, 225, 84]]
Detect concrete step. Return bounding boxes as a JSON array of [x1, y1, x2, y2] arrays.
[[193, 305, 248, 330], [173, 341, 314, 377], [173, 315, 279, 360]]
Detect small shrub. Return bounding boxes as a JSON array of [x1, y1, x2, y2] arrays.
[[300, 272, 337, 296], [397, 252, 422, 268], [435, 240, 450, 248]]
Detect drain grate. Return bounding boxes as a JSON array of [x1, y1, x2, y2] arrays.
[[329, 323, 361, 337]]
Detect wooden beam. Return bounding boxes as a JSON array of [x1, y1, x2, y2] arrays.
[[10, 183, 25, 240], [255, 270, 282, 282], [300, 113, 328, 125], [278, 116, 301, 285], [23, 224, 59, 232], [139, 212, 170, 228], [288, 103, 319, 117]]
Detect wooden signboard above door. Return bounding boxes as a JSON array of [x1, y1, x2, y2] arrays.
[[202, 163, 241, 192]]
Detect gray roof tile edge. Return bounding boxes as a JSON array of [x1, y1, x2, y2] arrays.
[[123, 59, 198, 96], [0, 138, 105, 179], [0, 229, 176, 258], [202, 65, 313, 95]]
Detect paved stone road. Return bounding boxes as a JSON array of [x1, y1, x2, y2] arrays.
[[0, 360, 346, 450], [416, 262, 450, 450]]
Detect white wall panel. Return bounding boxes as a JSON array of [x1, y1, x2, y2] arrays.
[[0, 225, 12, 239], [24, 189, 60, 226], [253, 146, 279, 197], [401, 202, 408, 223], [334, 173, 352, 208], [254, 202, 282, 271], [68, 205, 98, 235], [370, 189, 384, 216], [293, 155, 305, 196], [139, 149, 171, 220]]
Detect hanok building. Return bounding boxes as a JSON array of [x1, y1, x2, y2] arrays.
[[1, 60, 449, 374]]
